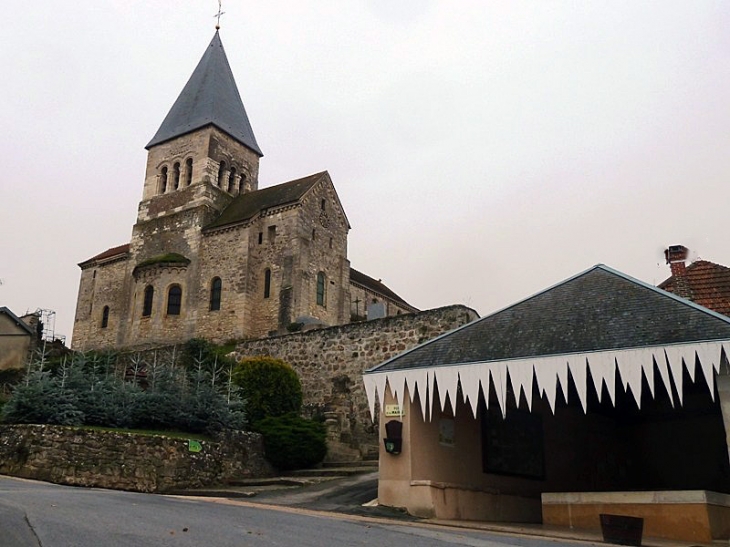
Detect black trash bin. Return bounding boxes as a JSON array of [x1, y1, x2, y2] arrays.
[[599, 514, 643, 546]]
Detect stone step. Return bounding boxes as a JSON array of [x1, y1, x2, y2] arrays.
[[320, 460, 378, 469], [288, 466, 377, 478], [226, 477, 316, 487]]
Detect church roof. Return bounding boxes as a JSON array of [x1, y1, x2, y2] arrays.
[[658, 259, 730, 317], [78, 243, 130, 268], [205, 172, 326, 231], [146, 31, 262, 156], [350, 268, 418, 311], [368, 264, 730, 373]]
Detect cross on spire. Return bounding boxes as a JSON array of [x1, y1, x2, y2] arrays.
[[214, 0, 225, 30]]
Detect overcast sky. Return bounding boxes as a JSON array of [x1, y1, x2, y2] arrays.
[[2, 1, 729, 343]]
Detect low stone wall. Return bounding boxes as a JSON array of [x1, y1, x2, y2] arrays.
[[231, 305, 478, 460], [0, 424, 273, 493]]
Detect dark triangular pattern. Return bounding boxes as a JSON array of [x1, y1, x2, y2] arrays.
[[371, 265, 730, 372], [146, 31, 262, 155]]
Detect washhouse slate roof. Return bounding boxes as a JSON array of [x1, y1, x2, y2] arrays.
[[146, 31, 262, 155], [659, 260, 730, 317], [368, 264, 730, 373], [205, 172, 326, 231], [350, 268, 418, 311]]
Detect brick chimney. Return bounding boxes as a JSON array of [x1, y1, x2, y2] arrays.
[[664, 245, 692, 300]]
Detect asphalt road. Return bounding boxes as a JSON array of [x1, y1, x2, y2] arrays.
[[0, 476, 596, 547], [249, 471, 405, 519]]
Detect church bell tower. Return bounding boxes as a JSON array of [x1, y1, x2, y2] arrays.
[[137, 31, 263, 224]]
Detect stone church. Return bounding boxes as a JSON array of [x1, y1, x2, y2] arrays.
[[72, 32, 417, 351]]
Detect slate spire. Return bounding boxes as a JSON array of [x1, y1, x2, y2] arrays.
[[146, 31, 262, 156]]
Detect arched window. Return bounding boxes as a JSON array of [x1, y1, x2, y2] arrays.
[[101, 306, 110, 328], [160, 167, 168, 194], [142, 286, 154, 317], [217, 161, 227, 187], [264, 269, 271, 299], [239, 173, 247, 193], [173, 162, 181, 190], [210, 277, 222, 311], [321, 198, 326, 211], [185, 158, 193, 186], [316, 272, 326, 306], [228, 167, 237, 193], [167, 285, 182, 316]]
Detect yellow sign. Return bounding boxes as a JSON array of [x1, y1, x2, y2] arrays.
[[384, 404, 405, 417]]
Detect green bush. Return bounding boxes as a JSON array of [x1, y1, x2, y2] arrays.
[[256, 414, 327, 470], [232, 357, 302, 425]]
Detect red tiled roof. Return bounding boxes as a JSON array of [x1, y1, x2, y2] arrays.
[[658, 260, 730, 317], [79, 243, 130, 266]]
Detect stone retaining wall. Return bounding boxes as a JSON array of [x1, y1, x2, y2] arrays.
[[0, 424, 273, 493], [109, 305, 478, 461], [231, 305, 478, 460]]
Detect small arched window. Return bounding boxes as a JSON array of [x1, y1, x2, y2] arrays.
[[321, 198, 326, 211], [228, 167, 237, 193], [316, 272, 326, 307], [185, 158, 193, 186], [167, 285, 182, 316], [264, 269, 271, 299], [217, 161, 227, 188], [142, 286, 154, 317], [160, 167, 168, 194], [210, 277, 222, 311], [101, 306, 110, 328], [173, 162, 181, 190], [239, 173, 247, 193]]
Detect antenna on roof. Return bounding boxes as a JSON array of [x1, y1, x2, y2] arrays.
[[214, 0, 225, 30]]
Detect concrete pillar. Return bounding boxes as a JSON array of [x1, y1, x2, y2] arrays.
[[717, 374, 730, 465]]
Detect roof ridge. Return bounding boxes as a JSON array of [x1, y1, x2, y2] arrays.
[[367, 265, 610, 373], [79, 243, 130, 265], [349, 267, 413, 308], [366, 264, 730, 374], [0, 307, 35, 336], [252, 171, 327, 194], [204, 172, 327, 232], [688, 259, 730, 270]]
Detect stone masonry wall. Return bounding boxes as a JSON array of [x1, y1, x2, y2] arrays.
[[96, 305, 477, 461], [232, 305, 478, 460], [72, 257, 130, 350], [0, 425, 273, 493]]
